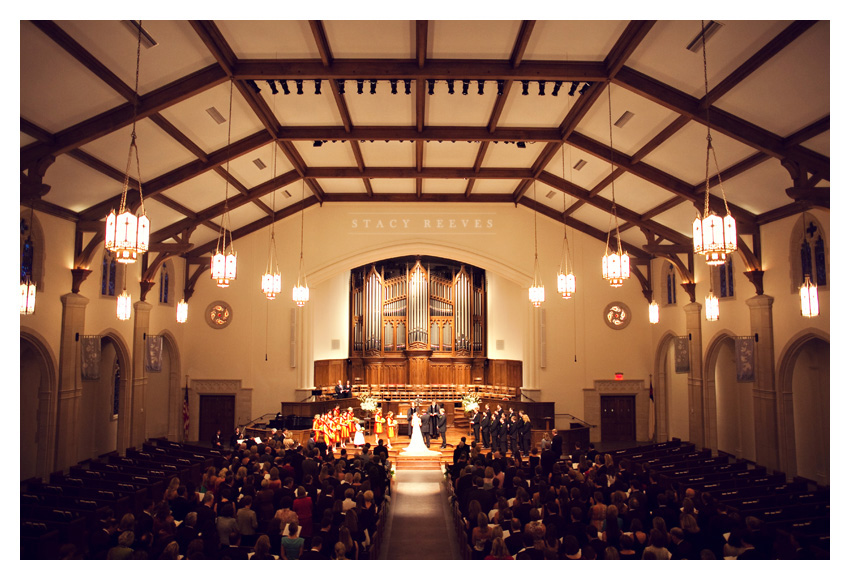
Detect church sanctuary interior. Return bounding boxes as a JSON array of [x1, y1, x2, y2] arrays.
[[20, 19, 830, 561]]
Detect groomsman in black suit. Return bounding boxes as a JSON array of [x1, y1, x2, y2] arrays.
[[496, 415, 508, 455], [480, 405, 491, 448], [470, 408, 481, 445], [437, 408, 448, 448], [520, 413, 533, 456], [508, 414, 521, 458]]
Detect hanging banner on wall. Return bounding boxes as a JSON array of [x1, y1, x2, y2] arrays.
[[735, 337, 755, 382], [145, 335, 163, 372], [81, 336, 101, 380], [674, 337, 690, 374]]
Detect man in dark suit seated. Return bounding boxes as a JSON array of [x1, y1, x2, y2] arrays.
[[300, 535, 328, 559]]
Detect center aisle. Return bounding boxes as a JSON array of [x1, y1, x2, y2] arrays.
[[379, 467, 461, 560]]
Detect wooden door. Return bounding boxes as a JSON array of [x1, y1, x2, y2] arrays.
[[199, 394, 235, 445], [600, 395, 636, 442]]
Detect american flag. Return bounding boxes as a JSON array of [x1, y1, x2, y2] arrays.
[[182, 383, 189, 441]]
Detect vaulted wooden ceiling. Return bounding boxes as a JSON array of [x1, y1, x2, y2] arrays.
[[20, 20, 829, 290]]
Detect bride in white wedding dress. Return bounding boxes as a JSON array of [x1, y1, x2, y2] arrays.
[[400, 410, 441, 456]]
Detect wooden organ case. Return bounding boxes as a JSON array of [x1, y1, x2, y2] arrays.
[[349, 257, 487, 387]]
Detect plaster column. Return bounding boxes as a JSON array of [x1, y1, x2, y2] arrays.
[[131, 300, 153, 447], [746, 294, 780, 472], [684, 302, 705, 449], [56, 293, 89, 470]]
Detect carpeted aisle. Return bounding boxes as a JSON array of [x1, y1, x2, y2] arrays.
[[379, 468, 460, 560]]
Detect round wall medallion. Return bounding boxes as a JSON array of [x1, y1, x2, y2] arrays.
[[603, 301, 631, 330], [205, 301, 233, 329]]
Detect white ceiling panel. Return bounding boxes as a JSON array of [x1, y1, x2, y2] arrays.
[[323, 20, 415, 58], [292, 140, 359, 167], [498, 85, 575, 128], [627, 21, 791, 99], [315, 178, 367, 194], [143, 198, 189, 231], [568, 203, 618, 234], [41, 155, 123, 213], [429, 21, 522, 59], [596, 173, 675, 216], [481, 141, 546, 168], [422, 179, 468, 195], [265, 82, 342, 127], [79, 117, 198, 182], [720, 158, 795, 215], [370, 179, 417, 195], [55, 21, 216, 95], [347, 89, 417, 126], [227, 143, 295, 190], [802, 132, 829, 158], [573, 83, 682, 157], [359, 141, 416, 167], [642, 120, 760, 186], [163, 170, 226, 213], [423, 141, 480, 168], [470, 179, 522, 195], [524, 20, 627, 61], [20, 21, 126, 133], [426, 88, 498, 127], [157, 81, 268, 155], [217, 20, 317, 59], [716, 21, 829, 137]]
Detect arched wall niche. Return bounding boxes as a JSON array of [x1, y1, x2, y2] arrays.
[[776, 328, 830, 483], [704, 329, 756, 461], [20, 327, 58, 480]]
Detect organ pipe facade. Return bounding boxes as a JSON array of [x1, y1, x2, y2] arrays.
[[350, 257, 486, 359]]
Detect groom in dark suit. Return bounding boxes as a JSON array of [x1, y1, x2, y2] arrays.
[[421, 408, 433, 447]]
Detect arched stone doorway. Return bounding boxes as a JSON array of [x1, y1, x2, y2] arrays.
[[777, 331, 829, 485], [144, 330, 182, 441], [705, 331, 756, 460], [78, 331, 132, 459], [20, 329, 58, 480], [654, 332, 689, 443]]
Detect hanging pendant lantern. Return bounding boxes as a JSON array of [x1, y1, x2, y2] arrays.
[[529, 257, 545, 307], [705, 291, 719, 321], [557, 136, 577, 299], [528, 181, 544, 307], [20, 278, 36, 315], [601, 84, 629, 288], [211, 80, 237, 288], [105, 21, 149, 265], [800, 275, 819, 318], [117, 290, 133, 321], [649, 300, 659, 324], [293, 180, 309, 307], [176, 299, 188, 323], [692, 21, 737, 266]]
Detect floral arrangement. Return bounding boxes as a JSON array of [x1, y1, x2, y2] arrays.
[[358, 393, 379, 413], [461, 392, 481, 413]]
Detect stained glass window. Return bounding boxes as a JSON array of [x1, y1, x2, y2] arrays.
[[719, 257, 734, 298], [666, 265, 677, 305], [102, 253, 117, 296], [159, 268, 169, 304]]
